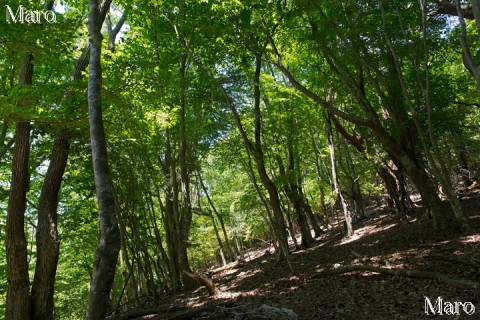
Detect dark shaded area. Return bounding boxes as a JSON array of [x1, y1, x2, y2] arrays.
[[109, 195, 480, 320]]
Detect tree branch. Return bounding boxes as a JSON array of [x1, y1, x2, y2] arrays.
[[455, 0, 480, 90], [430, 1, 475, 19]]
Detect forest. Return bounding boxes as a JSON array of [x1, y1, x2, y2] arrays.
[[1, 0, 480, 319]]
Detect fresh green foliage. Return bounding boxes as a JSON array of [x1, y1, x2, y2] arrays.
[[1, 0, 480, 318]]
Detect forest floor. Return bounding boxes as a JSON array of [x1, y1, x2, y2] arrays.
[[111, 194, 480, 320]]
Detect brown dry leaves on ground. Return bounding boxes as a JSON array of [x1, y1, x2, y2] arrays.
[[111, 195, 480, 320]]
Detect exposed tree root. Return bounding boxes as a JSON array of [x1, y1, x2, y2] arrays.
[[209, 259, 245, 275], [182, 270, 218, 296], [312, 264, 479, 290]]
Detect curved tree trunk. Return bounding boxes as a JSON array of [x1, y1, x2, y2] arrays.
[[30, 129, 71, 320], [276, 155, 314, 248], [213, 53, 292, 269], [86, 0, 121, 318]]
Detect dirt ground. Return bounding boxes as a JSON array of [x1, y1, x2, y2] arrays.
[[110, 194, 480, 320]]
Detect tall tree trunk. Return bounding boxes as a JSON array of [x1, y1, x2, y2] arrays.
[[86, 0, 121, 318], [420, 1, 469, 231], [268, 30, 450, 231], [28, 2, 117, 315], [178, 49, 197, 289], [197, 173, 235, 262], [287, 142, 323, 237], [5, 52, 34, 320], [326, 114, 353, 236], [162, 129, 182, 291], [251, 55, 291, 267], [243, 152, 278, 253], [276, 154, 314, 248], [212, 53, 291, 269], [30, 129, 70, 320]]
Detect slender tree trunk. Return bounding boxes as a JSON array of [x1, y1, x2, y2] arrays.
[[243, 152, 278, 252], [5, 52, 34, 320], [213, 53, 291, 269], [378, 165, 403, 213], [210, 210, 227, 266], [86, 0, 121, 318], [284, 202, 300, 251], [146, 191, 170, 283], [421, 1, 469, 231], [269, 31, 449, 231], [30, 6, 118, 315], [197, 173, 235, 262], [299, 188, 324, 237], [178, 50, 197, 289], [30, 129, 71, 320], [326, 114, 353, 236], [0, 122, 15, 160], [252, 55, 291, 267], [276, 155, 313, 248], [162, 130, 182, 291]]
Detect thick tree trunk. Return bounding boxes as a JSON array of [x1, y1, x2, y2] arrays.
[[86, 0, 121, 318], [378, 165, 405, 213], [6, 122, 31, 320], [371, 125, 448, 230], [30, 129, 71, 320], [5, 52, 34, 320]]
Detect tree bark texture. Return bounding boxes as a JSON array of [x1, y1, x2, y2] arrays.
[[5, 52, 34, 320], [30, 129, 71, 320], [86, 0, 121, 318], [276, 155, 314, 248], [326, 114, 353, 237]]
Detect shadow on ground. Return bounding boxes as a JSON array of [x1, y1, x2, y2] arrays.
[[110, 195, 480, 320]]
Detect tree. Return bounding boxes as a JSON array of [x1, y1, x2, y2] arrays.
[[264, 1, 458, 231], [85, 0, 121, 318], [5, 52, 34, 320]]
